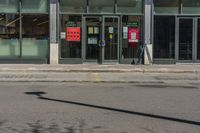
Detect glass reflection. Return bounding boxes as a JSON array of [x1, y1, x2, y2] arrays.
[[89, 0, 114, 13], [0, 0, 19, 13], [21, 0, 48, 13], [22, 15, 49, 58], [117, 0, 142, 13], [154, 0, 179, 14], [0, 14, 20, 57], [182, 0, 200, 14], [60, 0, 86, 13]]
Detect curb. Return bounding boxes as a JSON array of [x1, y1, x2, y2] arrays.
[[0, 80, 165, 83], [0, 69, 199, 74]]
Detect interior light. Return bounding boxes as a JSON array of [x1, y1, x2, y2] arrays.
[[37, 21, 48, 26], [6, 16, 23, 27]]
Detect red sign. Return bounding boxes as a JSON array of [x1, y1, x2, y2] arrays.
[[128, 28, 139, 43], [66, 27, 81, 42]]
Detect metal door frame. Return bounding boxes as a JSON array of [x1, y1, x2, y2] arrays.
[[176, 17, 199, 63], [82, 16, 102, 62], [102, 16, 120, 63], [83, 15, 120, 63], [195, 18, 200, 63]]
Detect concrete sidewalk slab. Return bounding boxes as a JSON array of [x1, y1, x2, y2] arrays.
[[0, 64, 199, 83], [0, 71, 200, 83], [0, 64, 199, 73]]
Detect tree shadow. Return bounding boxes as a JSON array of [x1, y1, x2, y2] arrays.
[[24, 91, 200, 126], [3, 119, 103, 133]]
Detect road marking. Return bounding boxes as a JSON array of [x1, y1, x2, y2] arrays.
[[91, 73, 101, 82]]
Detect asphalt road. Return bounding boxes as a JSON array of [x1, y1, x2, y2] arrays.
[[0, 82, 199, 133]]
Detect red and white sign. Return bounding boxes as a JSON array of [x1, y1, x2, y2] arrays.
[[128, 28, 139, 43], [66, 27, 81, 42]]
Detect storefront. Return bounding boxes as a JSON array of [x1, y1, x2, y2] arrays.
[[59, 0, 144, 64], [5, 0, 196, 65], [0, 0, 49, 64], [153, 0, 200, 64]]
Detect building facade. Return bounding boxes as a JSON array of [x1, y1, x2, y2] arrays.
[[0, 0, 199, 64], [154, 0, 200, 64]]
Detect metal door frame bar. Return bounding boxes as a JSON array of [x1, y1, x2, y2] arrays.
[[83, 15, 120, 63], [103, 16, 120, 62]]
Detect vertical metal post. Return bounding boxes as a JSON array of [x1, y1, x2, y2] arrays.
[[175, 17, 179, 62], [98, 17, 103, 64], [50, 0, 57, 43], [49, 0, 59, 64], [144, 0, 153, 65], [193, 18, 197, 63], [19, 0, 22, 62], [82, 16, 86, 62]]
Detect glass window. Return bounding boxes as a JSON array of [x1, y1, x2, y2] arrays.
[[154, 0, 179, 14], [89, 0, 115, 13], [60, 15, 82, 58], [122, 16, 143, 59], [0, 0, 18, 13], [182, 0, 200, 14], [0, 14, 20, 57], [178, 19, 193, 60], [21, 0, 48, 13], [22, 15, 49, 58], [60, 0, 86, 13], [154, 16, 175, 59], [117, 0, 142, 14]]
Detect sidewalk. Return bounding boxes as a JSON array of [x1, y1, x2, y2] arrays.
[[0, 64, 200, 73], [0, 64, 200, 83]]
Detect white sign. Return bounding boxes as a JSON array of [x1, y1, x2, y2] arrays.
[[88, 38, 98, 45], [123, 27, 128, 33], [60, 32, 66, 39], [130, 32, 138, 42], [123, 33, 128, 39], [109, 27, 114, 34]]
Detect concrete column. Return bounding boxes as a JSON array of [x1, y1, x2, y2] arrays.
[[50, 0, 59, 64], [144, 0, 153, 65]]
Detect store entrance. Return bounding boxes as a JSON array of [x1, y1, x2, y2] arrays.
[[83, 16, 119, 63], [177, 17, 200, 63]]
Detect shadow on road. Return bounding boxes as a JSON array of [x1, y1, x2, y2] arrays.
[[24, 91, 200, 126], [1, 120, 101, 133]]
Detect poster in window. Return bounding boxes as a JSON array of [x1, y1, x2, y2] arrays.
[[88, 27, 94, 34], [94, 27, 99, 34], [109, 27, 114, 34], [88, 37, 98, 45], [66, 27, 81, 42], [128, 28, 139, 43]]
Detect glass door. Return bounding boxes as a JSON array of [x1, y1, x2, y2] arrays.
[[85, 17, 101, 61], [103, 16, 119, 61], [178, 18, 194, 62], [84, 16, 119, 63], [177, 17, 200, 63]]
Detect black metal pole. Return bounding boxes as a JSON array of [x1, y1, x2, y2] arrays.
[[98, 45, 103, 64], [98, 17, 103, 64]]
